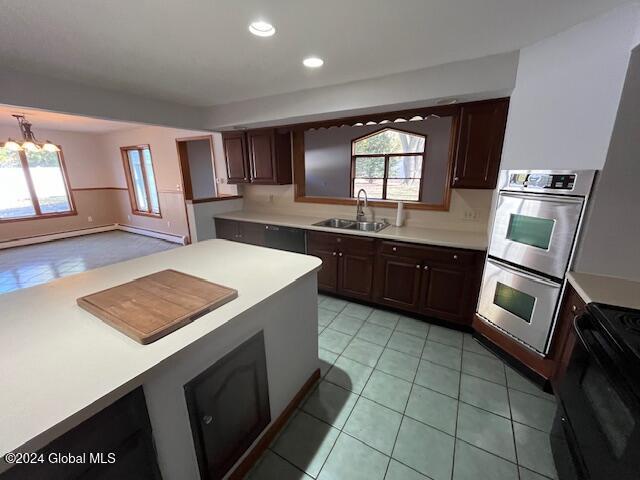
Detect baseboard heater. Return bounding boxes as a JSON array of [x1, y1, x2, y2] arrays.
[[0, 224, 187, 250]]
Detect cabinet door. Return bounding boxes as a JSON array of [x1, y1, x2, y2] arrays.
[[247, 130, 277, 184], [222, 132, 249, 184], [420, 264, 471, 324], [238, 222, 266, 246], [552, 284, 587, 383], [185, 332, 270, 480], [215, 218, 240, 241], [308, 245, 339, 293], [374, 254, 422, 312], [338, 251, 374, 301], [452, 99, 509, 189]]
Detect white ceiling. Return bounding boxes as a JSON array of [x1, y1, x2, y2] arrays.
[[0, 0, 629, 107], [0, 105, 141, 133]]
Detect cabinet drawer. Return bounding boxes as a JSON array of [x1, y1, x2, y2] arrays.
[[380, 241, 477, 266], [308, 231, 375, 254]]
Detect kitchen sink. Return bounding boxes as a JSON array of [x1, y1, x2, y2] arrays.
[[313, 218, 389, 233]]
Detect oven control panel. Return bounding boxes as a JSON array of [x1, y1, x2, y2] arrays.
[[509, 173, 576, 190]]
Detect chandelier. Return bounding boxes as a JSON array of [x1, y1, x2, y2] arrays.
[[2, 114, 60, 153]]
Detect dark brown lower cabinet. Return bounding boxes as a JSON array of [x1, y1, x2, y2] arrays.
[[217, 220, 485, 327], [215, 218, 264, 246], [551, 284, 587, 384], [420, 264, 472, 323], [374, 241, 484, 325], [185, 331, 270, 480], [307, 231, 375, 301], [0, 388, 160, 480], [309, 245, 338, 292], [375, 254, 422, 310]]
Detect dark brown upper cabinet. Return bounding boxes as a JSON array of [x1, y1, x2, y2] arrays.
[[222, 131, 250, 184], [222, 129, 292, 185], [451, 98, 509, 189]]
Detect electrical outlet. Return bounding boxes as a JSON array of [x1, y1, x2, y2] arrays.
[[462, 210, 479, 221], [87, 216, 93, 222]]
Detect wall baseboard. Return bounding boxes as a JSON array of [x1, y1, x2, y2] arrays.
[[0, 225, 118, 250], [116, 224, 188, 245], [0, 224, 187, 250]]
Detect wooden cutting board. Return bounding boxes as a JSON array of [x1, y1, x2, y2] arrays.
[[77, 269, 238, 344]]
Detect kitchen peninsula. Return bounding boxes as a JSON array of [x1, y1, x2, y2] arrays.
[[0, 240, 321, 480]]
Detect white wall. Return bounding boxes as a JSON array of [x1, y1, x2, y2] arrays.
[[574, 45, 640, 281], [186, 198, 244, 242], [203, 52, 518, 129], [501, 3, 640, 170], [0, 67, 206, 131]]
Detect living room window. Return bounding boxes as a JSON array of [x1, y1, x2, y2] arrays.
[[0, 146, 75, 221], [351, 128, 426, 202], [121, 145, 161, 217]]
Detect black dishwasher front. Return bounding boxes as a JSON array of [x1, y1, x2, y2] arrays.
[[263, 224, 306, 253]]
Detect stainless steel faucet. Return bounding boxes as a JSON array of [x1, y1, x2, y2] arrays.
[[356, 188, 368, 221]]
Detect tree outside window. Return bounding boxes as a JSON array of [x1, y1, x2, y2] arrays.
[[351, 128, 425, 201], [0, 146, 75, 221]]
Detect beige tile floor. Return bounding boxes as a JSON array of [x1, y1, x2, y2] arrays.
[[249, 295, 558, 480], [0, 231, 178, 294]]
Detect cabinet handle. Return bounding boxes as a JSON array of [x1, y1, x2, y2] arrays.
[[571, 305, 577, 313], [338, 252, 343, 257], [415, 264, 420, 269], [454, 176, 460, 182], [423, 265, 429, 270], [332, 252, 337, 256], [336, 238, 342, 243], [202, 415, 213, 425], [392, 247, 397, 252], [453, 254, 458, 260]]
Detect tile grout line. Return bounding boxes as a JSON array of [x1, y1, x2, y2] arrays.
[[450, 334, 465, 480], [384, 323, 429, 479], [314, 303, 381, 478], [316, 300, 557, 478], [505, 367, 523, 480], [321, 339, 556, 437]]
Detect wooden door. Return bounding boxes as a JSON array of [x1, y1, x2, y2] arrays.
[[452, 99, 509, 189], [222, 132, 249, 184], [551, 284, 587, 384], [308, 245, 339, 293], [185, 332, 270, 480], [247, 130, 277, 184], [374, 254, 422, 312], [338, 251, 374, 301], [419, 264, 470, 324]]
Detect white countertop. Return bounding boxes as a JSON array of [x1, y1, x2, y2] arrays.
[[215, 211, 488, 251], [567, 271, 640, 309], [0, 240, 320, 459]]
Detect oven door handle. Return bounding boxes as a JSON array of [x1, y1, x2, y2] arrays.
[[499, 191, 584, 204], [487, 258, 561, 288], [573, 314, 637, 407]]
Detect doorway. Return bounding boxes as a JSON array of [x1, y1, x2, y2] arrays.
[[176, 135, 218, 201]]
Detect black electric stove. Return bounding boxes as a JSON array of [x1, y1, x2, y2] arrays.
[[552, 302, 640, 480]]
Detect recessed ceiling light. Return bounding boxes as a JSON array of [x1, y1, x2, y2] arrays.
[[303, 57, 324, 68], [249, 21, 276, 37]]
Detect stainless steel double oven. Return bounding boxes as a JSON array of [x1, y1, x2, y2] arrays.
[[478, 170, 596, 355]]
